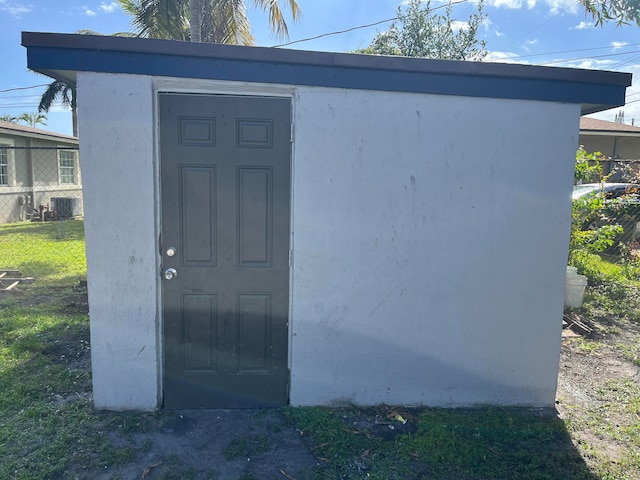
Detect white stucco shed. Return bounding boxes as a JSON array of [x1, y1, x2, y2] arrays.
[[23, 32, 631, 411]]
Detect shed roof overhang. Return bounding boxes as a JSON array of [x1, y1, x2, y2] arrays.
[[22, 32, 632, 116]]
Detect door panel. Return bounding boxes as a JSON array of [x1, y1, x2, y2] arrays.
[[160, 94, 291, 408]]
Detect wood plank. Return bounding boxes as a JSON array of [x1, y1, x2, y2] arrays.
[[0, 277, 35, 284], [0, 270, 21, 276], [4, 281, 20, 290]]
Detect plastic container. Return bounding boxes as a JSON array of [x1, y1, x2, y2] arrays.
[[565, 274, 588, 308]]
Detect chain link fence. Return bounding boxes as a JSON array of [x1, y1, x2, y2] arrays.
[[0, 146, 85, 286], [575, 158, 640, 257], [3, 149, 640, 287]]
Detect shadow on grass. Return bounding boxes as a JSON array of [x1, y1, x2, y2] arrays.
[[0, 219, 85, 241], [285, 405, 599, 480]]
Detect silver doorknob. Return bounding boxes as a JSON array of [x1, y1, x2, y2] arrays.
[[164, 268, 178, 280]]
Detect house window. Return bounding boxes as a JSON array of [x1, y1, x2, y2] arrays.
[[58, 149, 77, 185], [0, 145, 9, 186]]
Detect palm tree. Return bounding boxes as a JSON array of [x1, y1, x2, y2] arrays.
[[38, 81, 77, 137], [0, 114, 18, 123], [18, 112, 48, 128], [118, 0, 301, 45], [190, 0, 202, 42]]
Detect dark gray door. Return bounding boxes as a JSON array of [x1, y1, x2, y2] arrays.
[[160, 93, 291, 408]]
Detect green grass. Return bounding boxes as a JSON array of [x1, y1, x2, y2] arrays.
[[0, 298, 136, 480], [0, 220, 86, 285], [224, 434, 273, 460], [283, 406, 596, 480], [563, 377, 640, 480], [569, 249, 640, 285]]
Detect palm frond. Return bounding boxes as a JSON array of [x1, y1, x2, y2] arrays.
[[252, 0, 301, 40], [38, 81, 73, 113]]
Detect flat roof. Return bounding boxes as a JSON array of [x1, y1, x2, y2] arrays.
[[22, 32, 632, 115]]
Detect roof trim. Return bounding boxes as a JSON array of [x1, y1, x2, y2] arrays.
[[579, 117, 640, 137], [22, 32, 632, 116], [0, 119, 78, 143]]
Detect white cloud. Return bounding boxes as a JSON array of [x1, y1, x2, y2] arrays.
[[485, 0, 579, 13], [487, 0, 527, 8], [522, 38, 538, 52], [0, 0, 31, 17], [611, 41, 629, 50], [99, 2, 119, 13], [545, 0, 580, 14], [481, 16, 504, 36], [553, 58, 617, 70], [573, 21, 591, 30], [451, 20, 469, 31], [485, 51, 522, 63], [81, 2, 118, 17]]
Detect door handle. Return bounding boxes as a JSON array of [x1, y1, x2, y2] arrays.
[[164, 268, 178, 280]]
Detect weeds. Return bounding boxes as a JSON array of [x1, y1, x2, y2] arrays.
[[224, 434, 273, 460]]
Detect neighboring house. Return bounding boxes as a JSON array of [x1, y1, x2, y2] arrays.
[[23, 32, 631, 411], [580, 116, 640, 157], [0, 120, 81, 224]]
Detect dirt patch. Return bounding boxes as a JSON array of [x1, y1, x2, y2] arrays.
[[556, 309, 640, 469], [93, 409, 319, 480]]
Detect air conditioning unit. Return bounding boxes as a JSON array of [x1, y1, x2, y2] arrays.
[[51, 197, 76, 219]]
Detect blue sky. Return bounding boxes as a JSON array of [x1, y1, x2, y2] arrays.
[[1, 0, 639, 136]]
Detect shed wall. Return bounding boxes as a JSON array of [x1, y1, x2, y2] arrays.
[[78, 72, 579, 409], [78, 73, 159, 410], [289, 88, 578, 406]]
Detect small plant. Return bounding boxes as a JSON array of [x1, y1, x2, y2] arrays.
[[570, 148, 621, 257], [224, 434, 272, 460]]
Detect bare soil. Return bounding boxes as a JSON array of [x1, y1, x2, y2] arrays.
[[95, 409, 320, 480], [556, 306, 640, 472]]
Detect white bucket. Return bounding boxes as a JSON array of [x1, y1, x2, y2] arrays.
[[565, 274, 587, 308], [566, 266, 578, 276]]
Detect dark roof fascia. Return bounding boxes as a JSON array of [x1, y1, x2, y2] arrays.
[[22, 32, 632, 116]]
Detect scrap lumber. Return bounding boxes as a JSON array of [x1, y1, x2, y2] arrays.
[[0, 269, 34, 293], [563, 313, 593, 336]]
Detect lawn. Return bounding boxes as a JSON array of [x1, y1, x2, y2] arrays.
[[0, 220, 86, 286], [1, 220, 640, 479]]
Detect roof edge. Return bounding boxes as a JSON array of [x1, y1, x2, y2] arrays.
[[21, 32, 633, 86], [22, 32, 633, 116]]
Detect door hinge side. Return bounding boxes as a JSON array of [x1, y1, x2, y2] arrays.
[[288, 249, 292, 267]]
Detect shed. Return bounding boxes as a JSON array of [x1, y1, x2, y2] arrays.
[[23, 32, 631, 411]]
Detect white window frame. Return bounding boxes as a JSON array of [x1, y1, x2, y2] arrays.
[[58, 148, 78, 185], [0, 138, 15, 187]]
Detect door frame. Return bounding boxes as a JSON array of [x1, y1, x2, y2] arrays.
[[152, 80, 296, 407]]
